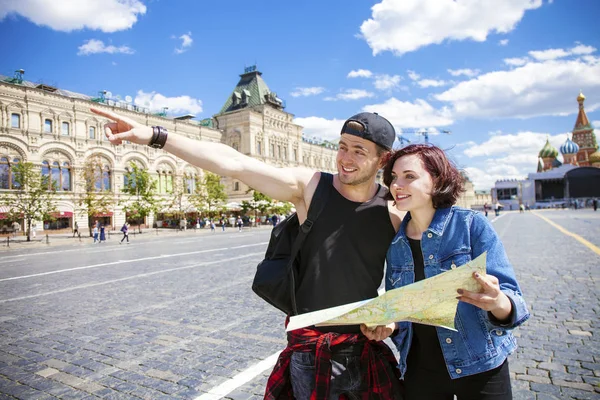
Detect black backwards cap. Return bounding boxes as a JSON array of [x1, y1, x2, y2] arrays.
[[340, 112, 396, 150]]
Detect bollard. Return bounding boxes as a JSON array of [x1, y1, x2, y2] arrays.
[[156, 228, 158, 235], [6, 236, 9, 247], [46, 234, 50, 245], [78, 232, 81, 242]]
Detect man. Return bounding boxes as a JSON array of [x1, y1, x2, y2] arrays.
[[92, 108, 404, 399]]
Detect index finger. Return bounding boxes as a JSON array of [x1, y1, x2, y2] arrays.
[[91, 107, 120, 121], [91, 108, 135, 125]]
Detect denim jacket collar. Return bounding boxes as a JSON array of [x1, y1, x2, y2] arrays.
[[396, 206, 454, 240]]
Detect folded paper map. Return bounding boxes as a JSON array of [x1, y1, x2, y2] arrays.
[[287, 252, 487, 332]]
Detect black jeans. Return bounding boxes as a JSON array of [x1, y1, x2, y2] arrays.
[[404, 360, 512, 400]]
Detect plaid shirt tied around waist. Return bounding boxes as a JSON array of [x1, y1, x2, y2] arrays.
[[264, 324, 402, 400]]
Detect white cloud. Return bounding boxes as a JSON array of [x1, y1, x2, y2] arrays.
[[359, 0, 543, 56], [324, 89, 375, 101], [463, 131, 565, 158], [373, 74, 402, 90], [174, 31, 193, 54], [294, 117, 345, 141], [134, 90, 202, 114], [0, 0, 146, 32], [417, 79, 449, 88], [504, 57, 529, 66], [407, 70, 421, 81], [571, 44, 596, 55], [435, 51, 600, 119], [78, 39, 134, 55], [361, 97, 453, 128], [528, 44, 597, 61], [499, 39, 509, 46], [528, 48, 570, 61], [460, 131, 569, 189], [447, 68, 480, 77], [290, 87, 325, 97], [347, 69, 373, 78]]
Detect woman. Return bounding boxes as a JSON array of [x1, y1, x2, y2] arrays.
[[362, 144, 529, 399]]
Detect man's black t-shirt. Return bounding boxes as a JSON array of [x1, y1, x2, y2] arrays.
[[295, 177, 395, 333]]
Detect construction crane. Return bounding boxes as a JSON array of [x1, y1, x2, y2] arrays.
[[395, 134, 412, 149], [398, 128, 451, 144]]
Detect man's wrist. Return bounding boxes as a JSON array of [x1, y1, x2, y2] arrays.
[[149, 126, 168, 149]]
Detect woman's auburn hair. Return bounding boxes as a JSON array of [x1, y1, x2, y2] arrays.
[[382, 144, 465, 208]]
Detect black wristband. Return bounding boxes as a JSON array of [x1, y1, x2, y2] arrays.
[[149, 126, 168, 149]]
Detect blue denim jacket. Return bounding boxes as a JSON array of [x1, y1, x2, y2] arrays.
[[386, 206, 530, 379]]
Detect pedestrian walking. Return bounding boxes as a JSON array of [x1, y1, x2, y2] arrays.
[[519, 203, 525, 213], [271, 214, 278, 226], [210, 219, 216, 232], [494, 202, 501, 216], [99, 224, 106, 243], [483, 202, 489, 217], [368, 144, 530, 400], [93, 108, 405, 399], [92, 225, 99, 243], [120, 222, 129, 244], [236, 216, 243, 232], [11, 221, 19, 238], [31, 222, 37, 238], [593, 198, 598, 211], [73, 221, 79, 237], [219, 217, 225, 232]]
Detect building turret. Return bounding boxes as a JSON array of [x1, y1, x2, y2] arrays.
[[560, 135, 579, 166], [538, 137, 558, 171], [572, 91, 598, 166]]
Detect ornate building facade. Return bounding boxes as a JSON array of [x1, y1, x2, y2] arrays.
[[493, 92, 600, 208], [0, 67, 337, 232]]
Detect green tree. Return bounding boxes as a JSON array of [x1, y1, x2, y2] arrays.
[[163, 176, 191, 225], [121, 162, 158, 233], [189, 172, 227, 217], [76, 156, 112, 237], [241, 189, 272, 226], [0, 162, 57, 241]]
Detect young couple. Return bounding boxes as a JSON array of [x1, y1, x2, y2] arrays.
[[95, 107, 529, 400]]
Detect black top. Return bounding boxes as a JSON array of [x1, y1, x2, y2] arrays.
[[295, 181, 395, 333], [406, 238, 448, 373]]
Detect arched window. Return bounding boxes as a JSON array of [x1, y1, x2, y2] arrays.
[[41, 161, 50, 188], [89, 126, 96, 139], [52, 161, 60, 188], [102, 165, 111, 191], [0, 158, 22, 189], [62, 162, 71, 191], [232, 142, 239, 151], [44, 119, 53, 133], [11, 113, 20, 128], [185, 172, 197, 194], [234, 181, 240, 191], [156, 164, 174, 194], [61, 121, 70, 136]]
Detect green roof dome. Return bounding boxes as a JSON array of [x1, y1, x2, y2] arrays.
[[538, 137, 558, 158]]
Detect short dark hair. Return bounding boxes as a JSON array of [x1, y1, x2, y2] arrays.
[[383, 144, 464, 208]]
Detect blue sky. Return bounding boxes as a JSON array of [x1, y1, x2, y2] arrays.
[[1, 0, 599, 190]]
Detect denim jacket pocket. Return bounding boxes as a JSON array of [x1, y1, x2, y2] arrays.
[[439, 249, 471, 272], [387, 265, 414, 287]]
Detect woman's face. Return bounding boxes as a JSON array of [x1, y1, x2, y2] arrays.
[[389, 154, 435, 212]]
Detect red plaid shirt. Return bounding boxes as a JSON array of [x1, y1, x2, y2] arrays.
[[264, 325, 402, 400]]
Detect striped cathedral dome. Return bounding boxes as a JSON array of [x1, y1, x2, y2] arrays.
[[560, 136, 579, 155]]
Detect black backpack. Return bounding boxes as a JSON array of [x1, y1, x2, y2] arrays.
[[252, 173, 333, 315]]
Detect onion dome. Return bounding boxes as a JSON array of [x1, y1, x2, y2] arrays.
[[590, 150, 600, 164], [560, 136, 579, 155], [577, 91, 586, 103], [538, 137, 558, 158]]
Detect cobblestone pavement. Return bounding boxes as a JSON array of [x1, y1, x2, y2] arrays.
[[0, 210, 598, 399]]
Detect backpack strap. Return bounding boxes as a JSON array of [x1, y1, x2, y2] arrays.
[[288, 172, 333, 315]]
